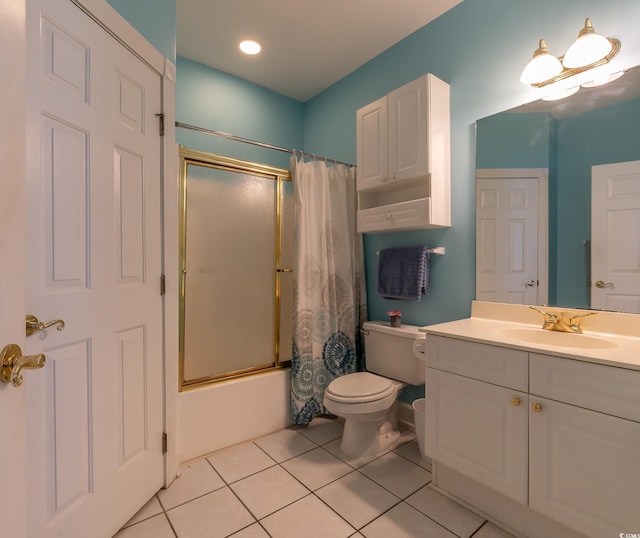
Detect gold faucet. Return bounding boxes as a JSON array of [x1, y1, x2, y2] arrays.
[[529, 306, 597, 334]]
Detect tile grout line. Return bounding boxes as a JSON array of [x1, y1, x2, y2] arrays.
[[118, 423, 500, 538]]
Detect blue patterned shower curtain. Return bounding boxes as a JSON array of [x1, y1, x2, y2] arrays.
[[290, 157, 367, 425]]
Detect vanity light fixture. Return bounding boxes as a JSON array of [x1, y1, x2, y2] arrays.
[[520, 18, 621, 88], [541, 85, 580, 101], [239, 40, 261, 55]]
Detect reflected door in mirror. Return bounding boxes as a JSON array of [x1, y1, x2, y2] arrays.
[[591, 160, 640, 313], [476, 170, 548, 305]]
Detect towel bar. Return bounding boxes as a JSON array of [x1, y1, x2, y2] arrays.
[[376, 247, 445, 256]]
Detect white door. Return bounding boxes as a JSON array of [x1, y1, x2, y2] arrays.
[[476, 174, 542, 304], [0, 0, 28, 535], [25, 0, 164, 536], [591, 160, 640, 313]]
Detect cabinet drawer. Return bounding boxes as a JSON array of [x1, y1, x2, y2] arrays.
[[530, 353, 640, 422], [426, 335, 528, 391], [357, 197, 431, 233]]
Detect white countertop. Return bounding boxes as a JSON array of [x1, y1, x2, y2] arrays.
[[420, 302, 640, 371]]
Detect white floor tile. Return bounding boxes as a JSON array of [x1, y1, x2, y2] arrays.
[[296, 417, 344, 445], [157, 458, 225, 510], [393, 440, 432, 471], [113, 426, 526, 538], [112, 514, 174, 538], [360, 502, 457, 538], [316, 471, 400, 529], [230, 465, 310, 519], [473, 521, 518, 538], [167, 487, 255, 538], [229, 522, 270, 537], [121, 495, 163, 528], [406, 485, 484, 538], [207, 441, 276, 483], [261, 494, 355, 538], [281, 447, 352, 490], [359, 452, 432, 498], [254, 428, 317, 462]]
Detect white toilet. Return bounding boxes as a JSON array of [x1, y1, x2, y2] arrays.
[[323, 321, 426, 457]]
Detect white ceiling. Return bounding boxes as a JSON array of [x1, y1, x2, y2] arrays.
[[176, 0, 463, 102]]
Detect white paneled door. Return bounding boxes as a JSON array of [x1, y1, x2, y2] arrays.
[[476, 175, 541, 304], [25, 0, 164, 536], [591, 160, 640, 313]]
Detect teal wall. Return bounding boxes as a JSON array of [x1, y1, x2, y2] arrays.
[[302, 0, 640, 404], [106, 0, 176, 63], [110, 0, 640, 405], [476, 113, 552, 169], [175, 58, 304, 170], [303, 0, 640, 335]]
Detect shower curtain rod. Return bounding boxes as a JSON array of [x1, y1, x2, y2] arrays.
[[175, 121, 355, 167]]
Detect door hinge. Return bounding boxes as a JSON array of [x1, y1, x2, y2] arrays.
[[160, 274, 166, 296], [156, 113, 165, 136], [162, 432, 168, 454]]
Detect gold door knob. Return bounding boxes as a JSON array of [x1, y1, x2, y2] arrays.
[[511, 397, 521, 406], [532, 402, 543, 412], [594, 280, 614, 289], [1, 344, 46, 387], [25, 314, 65, 336]]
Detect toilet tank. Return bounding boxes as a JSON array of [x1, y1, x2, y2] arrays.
[[363, 321, 426, 385]]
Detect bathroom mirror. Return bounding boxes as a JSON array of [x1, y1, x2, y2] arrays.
[[476, 64, 640, 312]]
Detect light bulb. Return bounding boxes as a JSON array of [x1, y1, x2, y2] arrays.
[[563, 19, 612, 68], [520, 40, 563, 85], [239, 40, 261, 55]]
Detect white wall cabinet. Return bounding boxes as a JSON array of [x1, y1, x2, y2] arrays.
[[356, 74, 450, 233], [426, 335, 640, 538]]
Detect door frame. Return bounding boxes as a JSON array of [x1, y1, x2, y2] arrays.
[[476, 168, 549, 306], [58, 0, 179, 485], [0, 1, 28, 537]]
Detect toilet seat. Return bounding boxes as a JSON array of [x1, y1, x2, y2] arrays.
[[325, 372, 396, 403]]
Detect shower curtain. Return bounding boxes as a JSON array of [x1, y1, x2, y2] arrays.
[[290, 156, 367, 425]]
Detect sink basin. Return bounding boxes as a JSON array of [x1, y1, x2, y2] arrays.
[[496, 327, 618, 350]]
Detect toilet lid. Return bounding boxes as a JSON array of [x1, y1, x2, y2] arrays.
[[326, 372, 396, 403]]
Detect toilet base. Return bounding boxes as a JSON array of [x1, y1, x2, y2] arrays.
[[339, 402, 402, 457]]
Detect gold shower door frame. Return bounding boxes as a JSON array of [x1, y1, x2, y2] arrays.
[[178, 147, 293, 390]]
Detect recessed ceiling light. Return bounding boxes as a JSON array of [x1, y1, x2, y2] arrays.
[[239, 40, 261, 55]]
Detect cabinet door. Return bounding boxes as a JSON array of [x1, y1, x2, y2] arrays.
[[356, 96, 388, 190], [426, 368, 528, 503], [529, 398, 640, 537], [388, 76, 428, 182]]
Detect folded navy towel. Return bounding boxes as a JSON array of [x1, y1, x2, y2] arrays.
[[377, 246, 430, 301]]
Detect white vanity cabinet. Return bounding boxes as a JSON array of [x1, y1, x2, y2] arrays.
[[528, 353, 640, 537], [356, 73, 450, 232], [425, 336, 529, 503], [425, 334, 640, 538]]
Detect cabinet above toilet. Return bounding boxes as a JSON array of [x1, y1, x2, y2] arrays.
[[356, 73, 451, 233]]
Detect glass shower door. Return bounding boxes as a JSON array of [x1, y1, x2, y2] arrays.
[[179, 149, 292, 387]]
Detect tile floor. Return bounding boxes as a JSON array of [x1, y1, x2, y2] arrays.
[[114, 417, 515, 538]]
